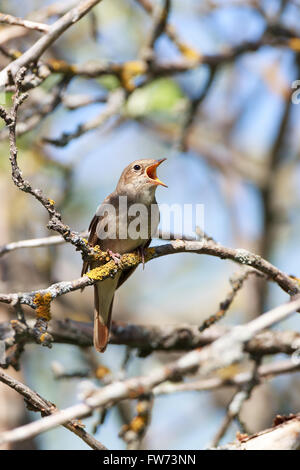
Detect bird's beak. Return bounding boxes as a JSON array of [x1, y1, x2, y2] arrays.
[[146, 158, 168, 187]]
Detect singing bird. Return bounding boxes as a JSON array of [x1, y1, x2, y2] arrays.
[[82, 158, 167, 352]]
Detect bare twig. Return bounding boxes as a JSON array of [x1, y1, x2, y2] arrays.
[[0, 13, 50, 33], [0, 70, 96, 259], [199, 269, 265, 332], [119, 394, 153, 450], [0, 0, 103, 86], [154, 358, 300, 395], [179, 65, 217, 152], [0, 229, 197, 258], [211, 358, 261, 446], [0, 232, 88, 257], [0, 76, 70, 141], [43, 88, 125, 147], [0, 370, 108, 450], [143, 0, 171, 56], [0, 1, 79, 45]]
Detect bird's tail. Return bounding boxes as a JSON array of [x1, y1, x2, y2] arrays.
[[93, 279, 117, 353]]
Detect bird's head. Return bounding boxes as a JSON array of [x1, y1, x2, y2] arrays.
[[117, 158, 167, 201]]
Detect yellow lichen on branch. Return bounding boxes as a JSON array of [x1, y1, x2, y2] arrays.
[[48, 59, 77, 74], [121, 61, 147, 91], [92, 245, 110, 263], [87, 260, 118, 281], [289, 37, 300, 51], [167, 25, 201, 61], [130, 415, 146, 433], [95, 365, 110, 379], [86, 247, 156, 281], [33, 292, 52, 321]]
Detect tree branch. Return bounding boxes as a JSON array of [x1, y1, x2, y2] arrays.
[[0, 370, 107, 450], [0, 13, 50, 33], [0, 0, 103, 87]]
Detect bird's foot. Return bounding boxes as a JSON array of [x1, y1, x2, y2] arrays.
[[137, 246, 146, 270], [107, 250, 121, 265]]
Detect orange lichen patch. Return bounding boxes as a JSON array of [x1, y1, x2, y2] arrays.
[[121, 60, 147, 91], [71, 419, 85, 429], [39, 333, 47, 343], [33, 292, 52, 321], [236, 431, 249, 442], [128, 385, 145, 399], [91, 245, 109, 262], [10, 49, 22, 59], [178, 43, 201, 61], [145, 247, 155, 259], [48, 59, 77, 74], [167, 25, 201, 61], [290, 275, 300, 285], [289, 38, 300, 51], [95, 365, 110, 379], [136, 401, 148, 414], [217, 364, 243, 380], [130, 416, 146, 433]]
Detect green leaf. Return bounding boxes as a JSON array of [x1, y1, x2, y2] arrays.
[[126, 78, 184, 117]]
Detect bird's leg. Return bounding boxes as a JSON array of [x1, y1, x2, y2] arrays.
[[107, 249, 121, 265], [137, 246, 146, 270]]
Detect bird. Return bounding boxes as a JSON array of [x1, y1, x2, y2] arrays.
[[82, 158, 167, 352]]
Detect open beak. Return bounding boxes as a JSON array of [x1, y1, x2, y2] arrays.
[[146, 158, 167, 187]]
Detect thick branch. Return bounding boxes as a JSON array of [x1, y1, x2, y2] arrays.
[[0, 238, 298, 311], [222, 414, 300, 450], [2, 318, 300, 356]]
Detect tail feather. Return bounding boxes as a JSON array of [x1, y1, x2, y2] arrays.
[[94, 310, 111, 352], [93, 279, 117, 353]]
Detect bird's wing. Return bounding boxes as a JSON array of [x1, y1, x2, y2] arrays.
[[116, 238, 152, 289], [81, 214, 100, 276]]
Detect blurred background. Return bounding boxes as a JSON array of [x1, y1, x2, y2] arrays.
[[0, 0, 300, 450]]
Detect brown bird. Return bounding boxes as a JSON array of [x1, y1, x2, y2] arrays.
[[82, 158, 167, 352]]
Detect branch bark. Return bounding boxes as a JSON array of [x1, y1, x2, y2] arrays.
[[0, 370, 107, 450], [0, 0, 103, 86], [221, 414, 300, 450]]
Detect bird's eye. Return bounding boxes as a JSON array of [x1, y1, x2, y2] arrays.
[[133, 164, 141, 171]]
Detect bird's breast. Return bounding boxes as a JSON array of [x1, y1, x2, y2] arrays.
[[97, 201, 159, 253]]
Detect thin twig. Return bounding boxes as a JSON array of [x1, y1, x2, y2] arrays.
[[0, 0, 103, 86], [0, 13, 50, 33], [0, 370, 108, 450]]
